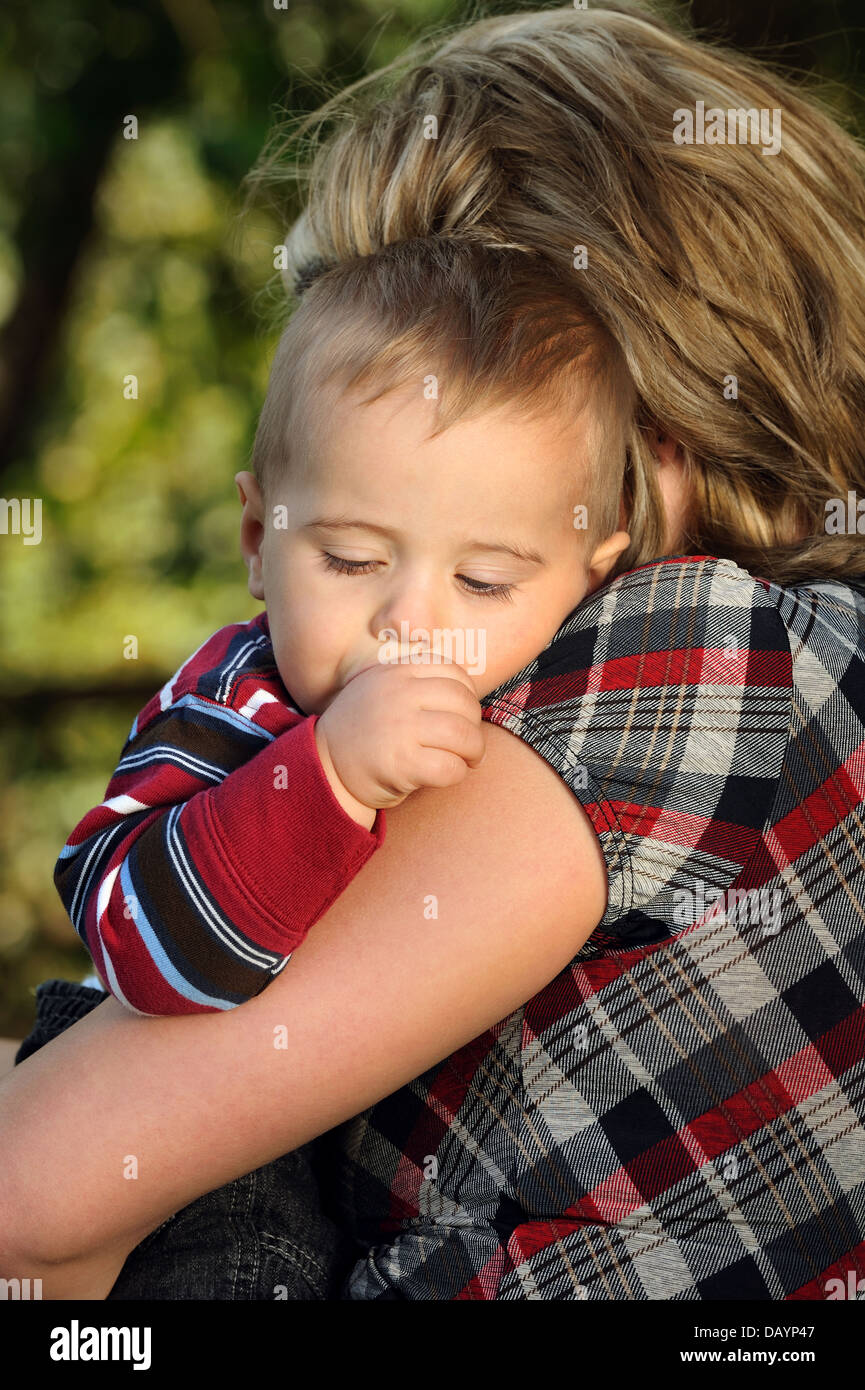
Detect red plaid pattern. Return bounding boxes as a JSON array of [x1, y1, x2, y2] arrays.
[[323, 554, 865, 1300]]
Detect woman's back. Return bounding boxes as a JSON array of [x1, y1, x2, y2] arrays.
[[320, 553, 865, 1300]]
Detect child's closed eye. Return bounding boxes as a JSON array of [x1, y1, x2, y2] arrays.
[[319, 551, 516, 602]]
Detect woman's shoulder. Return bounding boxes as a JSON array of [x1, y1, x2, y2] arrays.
[[481, 552, 793, 726], [481, 550, 865, 947], [551, 550, 788, 651], [571, 549, 865, 647], [480, 552, 798, 944]]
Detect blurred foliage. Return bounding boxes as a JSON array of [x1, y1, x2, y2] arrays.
[[0, 0, 471, 1036], [2, 0, 865, 1036]]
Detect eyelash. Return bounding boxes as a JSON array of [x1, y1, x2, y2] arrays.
[[319, 552, 516, 602]]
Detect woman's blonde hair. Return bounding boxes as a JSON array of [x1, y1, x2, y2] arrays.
[[244, 0, 865, 586]]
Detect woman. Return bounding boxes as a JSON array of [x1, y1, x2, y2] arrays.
[[2, 1, 865, 1300]]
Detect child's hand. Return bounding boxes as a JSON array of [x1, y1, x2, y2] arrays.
[[314, 650, 486, 817]]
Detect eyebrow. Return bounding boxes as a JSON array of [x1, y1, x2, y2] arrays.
[[304, 517, 547, 566]]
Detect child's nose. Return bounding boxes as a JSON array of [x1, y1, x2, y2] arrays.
[[371, 582, 451, 648]]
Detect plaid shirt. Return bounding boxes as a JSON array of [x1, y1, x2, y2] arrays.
[[319, 553, 865, 1300]]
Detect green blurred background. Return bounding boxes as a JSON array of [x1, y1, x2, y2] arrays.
[[2, 0, 865, 1037]]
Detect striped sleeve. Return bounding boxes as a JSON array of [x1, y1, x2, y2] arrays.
[[53, 616, 386, 1016]]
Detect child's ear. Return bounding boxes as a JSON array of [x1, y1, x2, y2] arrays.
[[235, 471, 266, 601], [586, 529, 631, 593], [235, 470, 263, 511]]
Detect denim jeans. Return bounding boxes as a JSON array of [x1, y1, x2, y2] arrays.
[[13, 979, 361, 1300]]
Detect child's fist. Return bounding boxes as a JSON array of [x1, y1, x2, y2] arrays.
[[314, 652, 486, 817]]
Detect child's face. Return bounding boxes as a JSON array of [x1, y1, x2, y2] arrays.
[[236, 382, 630, 715]]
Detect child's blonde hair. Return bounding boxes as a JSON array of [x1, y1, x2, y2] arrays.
[[251, 237, 636, 559], [245, 0, 865, 586]]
